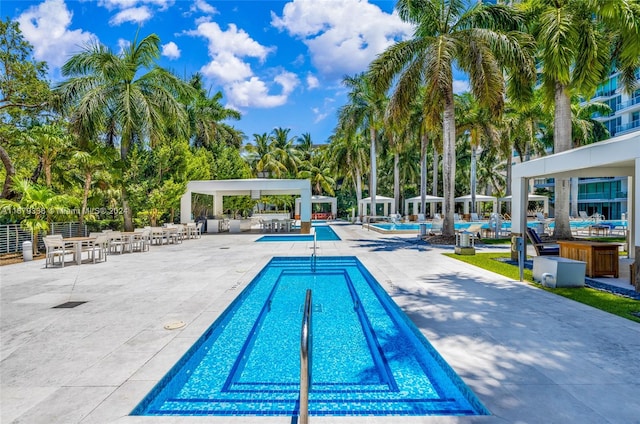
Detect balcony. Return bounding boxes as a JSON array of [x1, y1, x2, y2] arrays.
[[615, 120, 640, 136], [616, 96, 640, 112]]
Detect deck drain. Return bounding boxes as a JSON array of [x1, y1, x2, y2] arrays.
[[220, 247, 230, 249], [164, 320, 186, 330], [52, 301, 87, 309]]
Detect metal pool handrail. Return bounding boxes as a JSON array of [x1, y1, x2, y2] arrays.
[[300, 289, 312, 424]]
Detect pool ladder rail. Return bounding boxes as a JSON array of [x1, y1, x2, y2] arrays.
[[300, 289, 312, 424]]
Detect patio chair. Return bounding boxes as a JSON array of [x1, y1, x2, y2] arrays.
[[525, 227, 559, 256], [469, 212, 481, 222], [83, 233, 109, 263], [44, 235, 68, 268]]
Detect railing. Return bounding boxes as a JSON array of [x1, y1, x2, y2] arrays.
[[299, 289, 312, 424], [0, 222, 87, 254]]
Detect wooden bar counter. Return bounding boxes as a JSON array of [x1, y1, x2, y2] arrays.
[[557, 240, 620, 278]]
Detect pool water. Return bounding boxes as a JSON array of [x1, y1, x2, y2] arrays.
[[132, 256, 488, 417], [256, 225, 341, 242]]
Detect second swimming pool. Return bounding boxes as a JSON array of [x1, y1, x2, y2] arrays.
[[132, 256, 488, 417]]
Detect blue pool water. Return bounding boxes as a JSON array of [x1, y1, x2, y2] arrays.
[[256, 225, 341, 242], [132, 256, 488, 417]]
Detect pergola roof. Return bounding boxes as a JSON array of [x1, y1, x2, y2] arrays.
[[511, 131, 639, 258], [180, 179, 312, 223]]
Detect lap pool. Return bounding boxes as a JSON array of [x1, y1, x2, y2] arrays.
[[132, 256, 488, 417]]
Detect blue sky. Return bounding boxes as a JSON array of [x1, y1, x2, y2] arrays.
[[4, 0, 469, 144]]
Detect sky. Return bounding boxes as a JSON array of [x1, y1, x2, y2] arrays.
[[3, 0, 470, 145]]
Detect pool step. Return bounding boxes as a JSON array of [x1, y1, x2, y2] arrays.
[[156, 395, 475, 416]]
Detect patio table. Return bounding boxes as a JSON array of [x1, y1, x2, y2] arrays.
[[63, 236, 96, 265]]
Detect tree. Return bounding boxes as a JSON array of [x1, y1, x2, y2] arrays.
[[338, 73, 387, 218], [328, 131, 368, 220], [0, 178, 77, 254], [455, 92, 500, 214], [369, 0, 535, 236], [70, 144, 116, 230], [520, 0, 640, 238], [56, 33, 194, 231], [186, 73, 242, 149], [0, 18, 52, 199]]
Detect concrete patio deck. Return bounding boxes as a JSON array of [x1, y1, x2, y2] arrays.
[[1, 222, 639, 423]]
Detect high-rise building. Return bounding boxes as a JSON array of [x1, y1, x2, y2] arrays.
[[531, 70, 639, 220]]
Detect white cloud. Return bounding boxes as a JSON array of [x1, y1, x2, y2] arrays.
[[191, 0, 216, 15], [271, 0, 413, 80], [16, 0, 96, 69], [161, 41, 181, 59], [109, 6, 152, 25], [306, 73, 319, 89], [226, 71, 299, 108], [453, 79, 470, 94], [189, 21, 297, 108], [99, 0, 172, 11]]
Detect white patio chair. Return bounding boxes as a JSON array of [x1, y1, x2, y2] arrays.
[[83, 233, 109, 263], [44, 236, 68, 268]]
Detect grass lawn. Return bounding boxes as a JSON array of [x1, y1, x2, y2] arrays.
[[445, 252, 640, 323]]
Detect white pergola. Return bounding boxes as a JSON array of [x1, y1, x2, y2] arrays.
[[359, 196, 395, 217], [404, 195, 444, 217], [512, 131, 638, 267], [295, 195, 337, 218], [454, 194, 498, 214], [180, 179, 313, 233], [498, 194, 549, 216]]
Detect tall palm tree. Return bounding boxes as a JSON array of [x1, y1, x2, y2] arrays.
[[520, 0, 640, 238], [298, 147, 336, 196], [56, 33, 194, 231], [369, 0, 535, 236], [455, 92, 500, 214], [338, 73, 388, 218]]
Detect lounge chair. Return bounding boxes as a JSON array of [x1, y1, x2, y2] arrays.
[[469, 212, 481, 222], [429, 219, 443, 236], [526, 227, 559, 256]]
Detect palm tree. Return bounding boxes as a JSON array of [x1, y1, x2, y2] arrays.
[[455, 92, 500, 214], [298, 147, 336, 196], [338, 73, 388, 218], [520, 0, 640, 238], [270, 127, 301, 178], [56, 33, 194, 231], [186, 73, 242, 149], [369, 0, 535, 236], [26, 122, 72, 188], [328, 131, 368, 220], [0, 178, 77, 254]]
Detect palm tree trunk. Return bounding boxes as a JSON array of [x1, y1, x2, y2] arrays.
[[80, 172, 91, 231], [470, 144, 477, 214], [369, 127, 377, 218], [393, 151, 400, 214], [420, 133, 428, 216], [432, 148, 439, 198], [442, 89, 456, 236], [355, 167, 363, 222], [552, 82, 573, 239]]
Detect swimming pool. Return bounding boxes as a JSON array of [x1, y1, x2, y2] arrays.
[[371, 220, 628, 233], [132, 256, 488, 417], [256, 225, 341, 242]]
